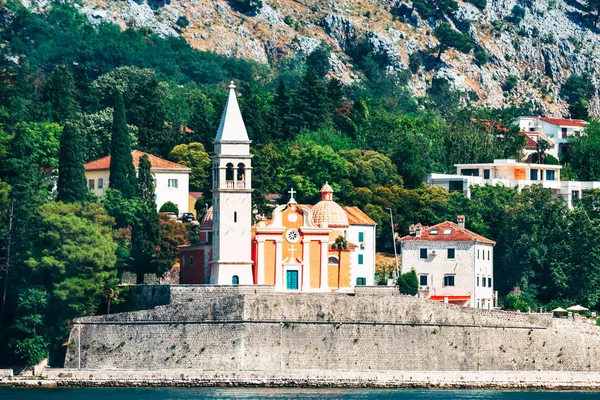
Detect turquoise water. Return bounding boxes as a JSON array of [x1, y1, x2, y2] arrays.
[[1, 387, 600, 399]]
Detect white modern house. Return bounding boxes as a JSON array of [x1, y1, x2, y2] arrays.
[[516, 117, 586, 157], [399, 216, 496, 309], [427, 159, 600, 208], [84, 150, 191, 214]]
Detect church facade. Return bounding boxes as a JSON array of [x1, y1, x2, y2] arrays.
[[179, 83, 376, 291]]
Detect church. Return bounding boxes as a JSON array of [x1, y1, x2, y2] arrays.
[[178, 83, 377, 291]]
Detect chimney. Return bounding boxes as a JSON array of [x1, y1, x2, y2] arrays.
[[415, 224, 422, 238], [457, 215, 465, 229]]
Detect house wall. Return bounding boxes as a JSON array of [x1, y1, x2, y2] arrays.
[[473, 244, 494, 309], [401, 241, 476, 305], [85, 170, 110, 198], [347, 225, 376, 286]]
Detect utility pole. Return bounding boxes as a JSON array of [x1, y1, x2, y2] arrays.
[[386, 207, 399, 280], [0, 199, 15, 329]]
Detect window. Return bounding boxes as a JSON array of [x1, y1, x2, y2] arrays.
[[561, 127, 568, 139], [487, 250, 490, 260], [477, 276, 480, 286], [207, 232, 212, 243], [237, 163, 245, 181], [483, 169, 490, 179], [448, 181, 464, 192], [181, 256, 185, 267], [460, 168, 479, 177], [98, 178, 104, 189], [232, 275, 239, 285], [88, 179, 95, 190], [443, 229, 452, 235], [168, 179, 178, 188], [430, 229, 439, 235], [488, 277, 493, 288], [443, 275, 455, 287], [189, 256, 194, 265], [358, 254, 364, 265], [286, 270, 299, 290], [420, 248, 428, 259], [358, 232, 364, 242], [546, 170, 555, 181], [447, 248, 455, 259], [419, 275, 428, 286], [530, 169, 538, 180], [356, 277, 366, 286], [225, 163, 234, 181], [328, 256, 339, 265], [477, 249, 480, 259], [234, 211, 237, 223]]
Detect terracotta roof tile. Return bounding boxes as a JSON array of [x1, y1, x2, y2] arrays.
[[400, 221, 495, 245], [84, 150, 189, 171], [189, 191, 204, 199], [538, 118, 586, 128], [343, 206, 377, 225]]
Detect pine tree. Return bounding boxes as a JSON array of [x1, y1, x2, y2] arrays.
[[108, 92, 137, 198], [292, 68, 331, 134], [130, 154, 161, 284], [43, 65, 80, 123], [57, 119, 87, 203]]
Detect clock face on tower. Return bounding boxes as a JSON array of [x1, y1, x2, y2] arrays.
[[286, 228, 300, 243]]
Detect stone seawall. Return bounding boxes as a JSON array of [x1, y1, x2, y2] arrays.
[[64, 286, 600, 372]]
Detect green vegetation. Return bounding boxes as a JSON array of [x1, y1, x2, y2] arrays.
[[1, 1, 600, 367], [398, 270, 419, 295]]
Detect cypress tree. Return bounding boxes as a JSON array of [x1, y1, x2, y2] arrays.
[[57, 119, 88, 203], [108, 91, 137, 198], [43, 65, 80, 124], [130, 154, 161, 284]]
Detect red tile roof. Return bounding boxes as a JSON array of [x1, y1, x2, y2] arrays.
[[400, 221, 495, 245], [343, 206, 377, 225], [189, 191, 204, 199], [539, 118, 586, 128], [84, 150, 189, 171]]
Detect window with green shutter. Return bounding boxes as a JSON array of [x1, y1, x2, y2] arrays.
[[358, 254, 364, 264], [358, 232, 364, 242]]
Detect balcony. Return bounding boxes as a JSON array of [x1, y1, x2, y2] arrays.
[[225, 180, 246, 189]]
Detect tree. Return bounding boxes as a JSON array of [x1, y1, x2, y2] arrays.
[[8, 288, 49, 366], [586, 0, 600, 27], [397, 269, 418, 295], [570, 120, 600, 181], [130, 154, 161, 284], [291, 68, 331, 134], [560, 74, 592, 106], [43, 65, 80, 123], [108, 92, 137, 198], [569, 100, 590, 120], [306, 43, 331, 79], [535, 138, 550, 164], [433, 23, 473, 60], [155, 213, 188, 277], [331, 236, 348, 289], [159, 201, 179, 215], [57, 119, 88, 203]]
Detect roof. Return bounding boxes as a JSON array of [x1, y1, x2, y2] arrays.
[[84, 150, 189, 171], [214, 82, 250, 142], [399, 221, 495, 245], [539, 118, 586, 128], [189, 192, 204, 199], [312, 199, 349, 228], [343, 206, 377, 225], [520, 132, 555, 149]]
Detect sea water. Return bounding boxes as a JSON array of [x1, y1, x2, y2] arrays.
[[1, 387, 600, 399]]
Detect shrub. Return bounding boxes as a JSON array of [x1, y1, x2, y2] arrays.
[[159, 201, 179, 215], [409, 52, 422, 74], [397, 269, 418, 295], [474, 50, 489, 66], [229, 0, 263, 15], [466, 0, 486, 10], [502, 74, 519, 92], [176, 16, 189, 28], [509, 5, 526, 24]]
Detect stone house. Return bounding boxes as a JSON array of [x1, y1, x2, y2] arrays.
[[399, 216, 496, 309]]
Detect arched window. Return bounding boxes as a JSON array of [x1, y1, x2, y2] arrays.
[[237, 163, 245, 181], [189, 256, 194, 265], [232, 275, 239, 285], [226, 163, 234, 181], [328, 256, 339, 265], [234, 211, 237, 223]]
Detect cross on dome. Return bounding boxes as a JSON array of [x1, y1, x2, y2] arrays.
[[288, 187, 296, 199]]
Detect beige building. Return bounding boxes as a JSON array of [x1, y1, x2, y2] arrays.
[[84, 150, 191, 214], [400, 217, 496, 309]]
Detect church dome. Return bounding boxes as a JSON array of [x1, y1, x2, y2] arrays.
[[312, 183, 349, 228]]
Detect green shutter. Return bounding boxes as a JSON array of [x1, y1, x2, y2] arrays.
[[358, 232, 364, 242], [358, 254, 364, 264]]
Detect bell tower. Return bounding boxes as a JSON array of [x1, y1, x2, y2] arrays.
[[210, 82, 253, 285]]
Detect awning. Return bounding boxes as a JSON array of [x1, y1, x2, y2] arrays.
[[567, 305, 589, 312], [430, 295, 471, 301]]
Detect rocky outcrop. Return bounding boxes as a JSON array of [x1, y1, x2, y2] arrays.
[[21, 0, 600, 115]]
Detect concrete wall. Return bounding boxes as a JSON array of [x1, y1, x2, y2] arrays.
[[63, 286, 600, 372]]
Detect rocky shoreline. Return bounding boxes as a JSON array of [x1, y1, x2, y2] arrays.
[[2, 369, 600, 390]]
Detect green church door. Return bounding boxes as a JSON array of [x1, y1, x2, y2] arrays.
[[286, 270, 299, 290]]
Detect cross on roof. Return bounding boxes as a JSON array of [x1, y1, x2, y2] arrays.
[[288, 187, 296, 200]]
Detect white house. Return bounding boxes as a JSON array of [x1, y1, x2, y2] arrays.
[[399, 216, 496, 309], [427, 159, 600, 208], [84, 150, 191, 214], [516, 117, 586, 157]]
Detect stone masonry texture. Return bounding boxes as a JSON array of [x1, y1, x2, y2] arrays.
[[64, 286, 600, 372]]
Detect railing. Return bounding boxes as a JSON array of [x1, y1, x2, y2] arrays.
[[236, 181, 245, 189], [225, 180, 245, 189]]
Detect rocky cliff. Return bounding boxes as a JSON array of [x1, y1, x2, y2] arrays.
[[23, 0, 600, 116]]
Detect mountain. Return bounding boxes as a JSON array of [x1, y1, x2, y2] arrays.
[[44, 0, 597, 117]]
